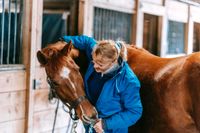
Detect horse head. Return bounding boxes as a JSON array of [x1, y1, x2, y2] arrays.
[[37, 40, 98, 124]]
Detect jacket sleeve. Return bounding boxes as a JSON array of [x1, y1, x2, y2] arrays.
[[62, 35, 97, 61], [103, 77, 143, 130]]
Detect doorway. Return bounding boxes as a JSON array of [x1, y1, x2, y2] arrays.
[[143, 13, 159, 55], [193, 22, 200, 52]]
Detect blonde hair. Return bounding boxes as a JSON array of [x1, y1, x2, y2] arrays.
[[92, 40, 127, 61]]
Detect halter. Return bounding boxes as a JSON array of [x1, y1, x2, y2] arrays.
[[46, 76, 87, 120]]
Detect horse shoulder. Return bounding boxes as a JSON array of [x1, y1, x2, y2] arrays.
[[184, 52, 200, 130], [184, 52, 200, 93], [184, 52, 200, 78]]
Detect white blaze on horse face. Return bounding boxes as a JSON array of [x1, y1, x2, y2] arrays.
[[61, 67, 70, 78], [60, 67, 76, 90]]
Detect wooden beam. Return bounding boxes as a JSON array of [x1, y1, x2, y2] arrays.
[[43, 1, 70, 10], [0, 119, 25, 133], [0, 70, 26, 92], [186, 5, 194, 54], [69, 0, 79, 35], [78, 0, 85, 34], [23, 0, 43, 132], [135, 0, 144, 48], [140, 2, 165, 16], [23, 0, 34, 132], [166, 0, 188, 22], [0, 91, 26, 122]]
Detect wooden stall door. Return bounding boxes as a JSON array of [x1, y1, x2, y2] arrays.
[[193, 22, 200, 52], [143, 13, 159, 55]]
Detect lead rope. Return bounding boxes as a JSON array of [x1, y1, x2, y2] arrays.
[[51, 100, 79, 133], [52, 100, 59, 133], [70, 120, 78, 133], [88, 119, 105, 133], [88, 124, 94, 133], [88, 119, 97, 133]]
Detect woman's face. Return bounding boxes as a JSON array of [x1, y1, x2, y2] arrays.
[[92, 54, 116, 73]]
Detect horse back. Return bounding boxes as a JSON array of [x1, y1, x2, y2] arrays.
[[184, 52, 200, 130]]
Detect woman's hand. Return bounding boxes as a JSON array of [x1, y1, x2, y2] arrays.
[[93, 119, 104, 133]]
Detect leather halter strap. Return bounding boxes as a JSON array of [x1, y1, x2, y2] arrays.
[[70, 95, 87, 109], [46, 76, 86, 120]]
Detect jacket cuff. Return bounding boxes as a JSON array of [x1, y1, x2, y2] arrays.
[[102, 119, 108, 130]]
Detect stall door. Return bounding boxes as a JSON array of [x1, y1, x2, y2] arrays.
[[143, 13, 158, 55], [193, 22, 200, 52]]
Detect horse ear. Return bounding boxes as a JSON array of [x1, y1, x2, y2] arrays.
[[37, 51, 48, 65], [61, 40, 73, 56]]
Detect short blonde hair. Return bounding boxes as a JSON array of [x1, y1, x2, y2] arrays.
[[92, 40, 127, 61]]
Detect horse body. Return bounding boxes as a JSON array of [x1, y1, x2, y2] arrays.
[[127, 45, 200, 133]]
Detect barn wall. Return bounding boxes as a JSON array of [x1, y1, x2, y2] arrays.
[[0, 0, 84, 132], [133, 0, 200, 57], [0, 70, 26, 133]]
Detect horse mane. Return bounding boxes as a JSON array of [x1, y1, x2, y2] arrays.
[[127, 44, 153, 54]]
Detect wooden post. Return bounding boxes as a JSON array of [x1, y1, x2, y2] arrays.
[[160, 0, 168, 57], [78, 0, 85, 34], [23, 0, 43, 132], [135, 0, 144, 48], [70, 0, 79, 35], [131, 0, 137, 44], [80, 0, 93, 36], [186, 5, 194, 54]]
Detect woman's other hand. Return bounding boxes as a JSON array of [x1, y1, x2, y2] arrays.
[[93, 119, 104, 133]]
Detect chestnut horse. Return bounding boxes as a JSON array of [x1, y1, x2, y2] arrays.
[[37, 41, 200, 133], [127, 45, 200, 133], [37, 41, 98, 124]]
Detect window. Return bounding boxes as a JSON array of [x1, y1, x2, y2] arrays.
[[167, 20, 185, 54], [93, 7, 132, 43], [0, 0, 23, 65]]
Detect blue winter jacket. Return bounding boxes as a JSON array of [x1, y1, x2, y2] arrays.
[[63, 35, 143, 133]]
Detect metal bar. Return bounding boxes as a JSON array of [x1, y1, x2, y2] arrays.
[[97, 8, 101, 40], [13, 0, 18, 64], [121, 13, 125, 41], [100, 8, 103, 40], [114, 10, 117, 40], [105, 9, 108, 40], [93, 8, 97, 40], [1, 0, 5, 64], [103, 8, 106, 39], [7, 0, 12, 64], [109, 10, 112, 40], [19, 0, 23, 64], [108, 9, 111, 39], [101, 8, 104, 40]]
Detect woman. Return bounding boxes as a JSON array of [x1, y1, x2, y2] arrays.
[[62, 35, 142, 133]]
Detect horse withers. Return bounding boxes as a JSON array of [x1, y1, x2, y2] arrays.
[[37, 41, 98, 124]]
